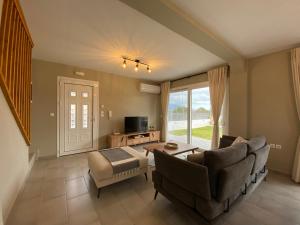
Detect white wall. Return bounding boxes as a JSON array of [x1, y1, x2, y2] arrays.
[[0, 87, 30, 222]]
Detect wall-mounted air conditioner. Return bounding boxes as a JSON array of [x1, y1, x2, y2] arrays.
[[140, 83, 161, 94]]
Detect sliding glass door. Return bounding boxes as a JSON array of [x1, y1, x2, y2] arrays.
[[168, 90, 188, 143], [167, 84, 223, 150], [191, 87, 212, 149]]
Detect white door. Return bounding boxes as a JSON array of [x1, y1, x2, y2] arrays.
[[65, 84, 93, 151], [58, 77, 99, 156]]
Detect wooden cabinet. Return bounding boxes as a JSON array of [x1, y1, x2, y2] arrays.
[[108, 131, 160, 148], [150, 131, 160, 142], [108, 134, 127, 148]]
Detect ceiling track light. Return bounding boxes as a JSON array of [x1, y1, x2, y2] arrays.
[[121, 57, 152, 73], [122, 59, 126, 68]]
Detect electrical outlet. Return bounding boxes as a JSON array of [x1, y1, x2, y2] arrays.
[[275, 144, 282, 150], [270, 143, 275, 149]]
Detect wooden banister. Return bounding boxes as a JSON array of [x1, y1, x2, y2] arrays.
[[0, 0, 33, 145]]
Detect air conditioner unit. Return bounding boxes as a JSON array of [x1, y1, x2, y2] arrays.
[[140, 83, 161, 94]]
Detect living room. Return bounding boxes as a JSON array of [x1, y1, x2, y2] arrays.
[[1, 0, 300, 225]]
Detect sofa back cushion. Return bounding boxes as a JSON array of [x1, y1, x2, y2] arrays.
[[247, 136, 266, 154], [219, 135, 237, 148], [217, 154, 255, 202], [204, 143, 247, 197]]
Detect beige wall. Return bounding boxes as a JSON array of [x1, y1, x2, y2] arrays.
[[31, 59, 161, 157], [248, 50, 299, 175], [228, 59, 248, 137]]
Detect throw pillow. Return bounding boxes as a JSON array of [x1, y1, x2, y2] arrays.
[[231, 136, 248, 146]]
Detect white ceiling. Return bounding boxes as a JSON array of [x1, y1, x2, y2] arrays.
[[169, 0, 300, 57], [21, 0, 224, 81]]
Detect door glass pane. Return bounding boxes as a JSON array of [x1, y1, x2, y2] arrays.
[[70, 104, 76, 129], [70, 91, 76, 97], [168, 90, 188, 143], [82, 92, 88, 98], [191, 87, 211, 149], [82, 105, 88, 128]]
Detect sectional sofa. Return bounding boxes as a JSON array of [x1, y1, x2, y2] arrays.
[[152, 135, 270, 221]]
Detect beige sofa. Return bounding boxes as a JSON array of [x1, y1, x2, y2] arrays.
[[88, 146, 148, 198]]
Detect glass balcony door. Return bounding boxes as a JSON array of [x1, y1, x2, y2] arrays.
[[167, 84, 221, 150], [191, 87, 212, 149], [167, 90, 189, 143]]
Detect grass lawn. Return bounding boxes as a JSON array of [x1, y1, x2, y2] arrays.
[[170, 125, 218, 140]]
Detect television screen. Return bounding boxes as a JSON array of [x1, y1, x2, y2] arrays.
[[125, 117, 148, 133]]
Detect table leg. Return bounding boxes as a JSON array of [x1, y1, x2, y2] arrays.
[[192, 150, 195, 154], [145, 150, 149, 156]]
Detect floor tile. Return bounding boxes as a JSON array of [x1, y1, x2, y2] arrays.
[[42, 178, 66, 200], [66, 177, 88, 199], [6, 151, 300, 225], [37, 195, 68, 225], [67, 194, 99, 225]]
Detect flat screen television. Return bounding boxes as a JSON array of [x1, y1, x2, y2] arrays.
[[125, 117, 148, 133]]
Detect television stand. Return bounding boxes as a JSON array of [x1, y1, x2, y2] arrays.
[[108, 131, 160, 148]]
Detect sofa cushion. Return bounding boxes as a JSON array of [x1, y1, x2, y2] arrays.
[[187, 152, 205, 164], [203, 143, 247, 197], [247, 136, 266, 153], [231, 136, 248, 146], [216, 154, 255, 202], [219, 135, 236, 148]]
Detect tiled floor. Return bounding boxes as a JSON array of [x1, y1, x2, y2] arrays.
[[6, 149, 300, 225]]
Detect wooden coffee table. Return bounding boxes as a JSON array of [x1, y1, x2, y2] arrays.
[[144, 142, 199, 156]]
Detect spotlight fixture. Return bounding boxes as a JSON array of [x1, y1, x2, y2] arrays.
[[121, 57, 152, 73], [147, 66, 151, 73], [134, 59, 139, 72]]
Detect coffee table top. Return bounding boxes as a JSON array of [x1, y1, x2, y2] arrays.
[[143, 142, 200, 155]]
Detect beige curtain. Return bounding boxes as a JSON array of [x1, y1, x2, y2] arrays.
[[161, 81, 170, 142], [208, 66, 228, 149], [291, 48, 300, 182]]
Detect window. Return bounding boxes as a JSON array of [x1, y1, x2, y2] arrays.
[[167, 84, 224, 150], [82, 92, 88, 98], [70, 104, 76, 128], [82, 105, 88, 128]]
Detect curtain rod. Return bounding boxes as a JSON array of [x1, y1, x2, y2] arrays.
[[171, 71, 207, 82]]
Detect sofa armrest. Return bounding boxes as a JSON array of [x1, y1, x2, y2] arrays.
[[250, 144, 270, 174], [153, 150, 211, 200]]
